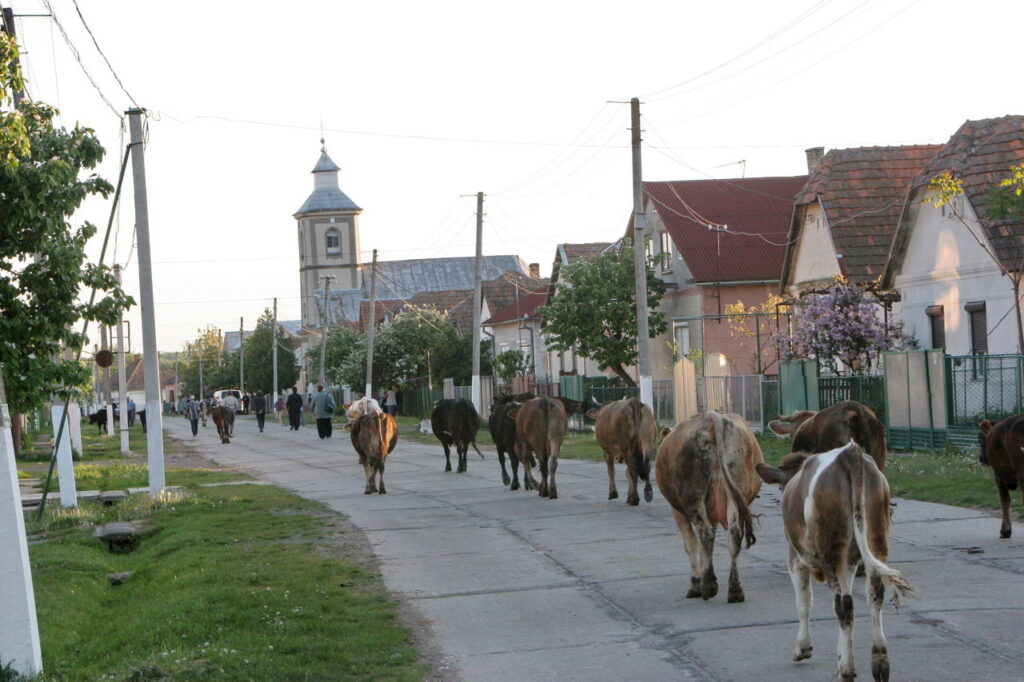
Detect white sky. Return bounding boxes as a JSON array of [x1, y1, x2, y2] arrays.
[[9, 0, 1023, 352]]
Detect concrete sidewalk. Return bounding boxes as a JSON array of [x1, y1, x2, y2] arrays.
[[163, 415, 1024, 681]]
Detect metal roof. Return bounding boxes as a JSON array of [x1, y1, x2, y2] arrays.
[[312, 150, 340, 173]]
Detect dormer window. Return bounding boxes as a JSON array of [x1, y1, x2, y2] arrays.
[[325, 229, 341, 255]]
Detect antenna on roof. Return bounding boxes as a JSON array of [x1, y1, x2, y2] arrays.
[[714, 159, 747, 177]]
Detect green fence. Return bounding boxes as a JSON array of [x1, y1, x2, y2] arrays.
[[409, 384, 444, 419], [819, 374, 886, 423], [947, 354, 1024, 426]]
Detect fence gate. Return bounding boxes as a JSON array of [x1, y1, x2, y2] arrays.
[[884, 350, 946, 450], [780, 360, 819, 414]]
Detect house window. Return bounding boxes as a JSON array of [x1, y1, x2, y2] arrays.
[[674, 323, 690, 359], [325, 229, 341, 255], [965, 301, 987, 355], [926, 305, 945, 350], [660, 231, 673, 272]]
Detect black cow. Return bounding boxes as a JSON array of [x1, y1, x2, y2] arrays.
[[489, 400, 528, 489], [88, 410, 108, 434], [431, 398, 483, 473], [138, 408, 147, 434]]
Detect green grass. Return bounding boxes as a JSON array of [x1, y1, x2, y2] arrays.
[[35, 463, 250, 492], [29, 484, 424, 681], [18, 423, 153, 462]]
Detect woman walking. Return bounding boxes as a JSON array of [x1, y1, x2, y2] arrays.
[[253, 391, 267, 432]]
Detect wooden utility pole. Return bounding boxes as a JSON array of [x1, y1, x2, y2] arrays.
[[471, 192, 484, 414], [630, 97, 653, 406], [1, 7, 25, 108], [318, 276, 334, 386], [127, 108, 165, 496], [239, 316, 245, 393], [364, 249, 378, 398], [272, 297, 278, 405], [114, 264, 129, 454], [101, 325, 113, 438]]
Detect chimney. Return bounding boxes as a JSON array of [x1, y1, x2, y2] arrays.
[[805, 147, 825, 174], [529, 263, 540, 279]]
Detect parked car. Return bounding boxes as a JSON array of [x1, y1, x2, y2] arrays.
[[213, 389, 243, 413]]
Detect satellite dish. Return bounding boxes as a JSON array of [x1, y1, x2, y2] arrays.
[[95, 350, 114, 368]]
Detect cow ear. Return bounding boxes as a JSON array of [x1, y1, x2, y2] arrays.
[[506, 408, 519, 420], [979, 419, 993, 436], [585, 408, 600, 420], [767, 420, 792, 436], [755, 463, 785, 485]]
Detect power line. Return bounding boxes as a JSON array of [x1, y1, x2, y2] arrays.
[[71, 0, 137, 107]]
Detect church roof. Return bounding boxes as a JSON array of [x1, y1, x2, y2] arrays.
[[369, 255, 530, 301], [294, 148, 362, 215], [312, 150, 340, 173]]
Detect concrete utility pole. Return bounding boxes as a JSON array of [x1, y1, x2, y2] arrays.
[[318, 276, 334, 386], [101, 325, 114, 438], [127, 108, 165, 496], [630, 97, 653, 407], [364, 249, 378, 398], [114, 265, 129, 454], [471, 192, 484, 414], [1, 7, 25, 108], [272, 297, 278, 406], [239, 316, 245, 393], [0, 367, 43, 677]]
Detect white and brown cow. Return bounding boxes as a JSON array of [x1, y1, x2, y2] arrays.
[[768, 400, 888, 471], [587, 398, 658, 505], [507, 396, 568, 499], [757, 442, 912, 682], [656, 411, 763, 602], [351, 412, 398, 494]]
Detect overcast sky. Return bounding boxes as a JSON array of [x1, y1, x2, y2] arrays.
[[10, 0, 1023, 352]]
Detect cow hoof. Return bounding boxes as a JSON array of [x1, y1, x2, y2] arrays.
[[1000, 527, 1012, 539], [644, 488, 653, 503], [702, 581, 718, 600], [539, 488, 548, 498], [502, 474, 511, 486], [793, 646, 812, 662], [379, 488, 386, 494], [685, 587, 702, 599], [727, 590, 745, 603], [549, 489, 558, 500], [364, 489, 373, 495], [626, 495, 639, 506], [511, 480, 520, 491], [608, 491, 618, 500], [445, 464, 452, 472]]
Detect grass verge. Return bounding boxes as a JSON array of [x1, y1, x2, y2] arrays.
[[28, 484, 423, 681]]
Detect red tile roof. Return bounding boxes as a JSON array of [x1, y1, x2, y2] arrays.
[[481, 270, 549, 318], [645, 176, 807, 284], [483, 289, 548, 325], [787, 145, 941, 284], [911, 116, 1024, 269]]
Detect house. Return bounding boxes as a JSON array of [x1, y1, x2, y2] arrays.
[[108, 356, 178, 406], [483, 287, 549, 382], [884, 116, 1024, 355], [643, 175, 808, 376]]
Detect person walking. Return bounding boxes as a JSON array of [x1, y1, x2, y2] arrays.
[[127, 397, 137, 426], [184, 396, 201, 437], [285, 387, 304, 430], [383, 387, 398, 416], [253, 391, 267, 432], [312, 385, 336, 439], [274, 395, 285, 425]]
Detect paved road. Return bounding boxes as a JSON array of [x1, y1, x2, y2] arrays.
[[163, 414, 1024, 681]]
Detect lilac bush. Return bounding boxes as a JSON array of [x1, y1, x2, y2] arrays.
[[776, 280, 911, 374]]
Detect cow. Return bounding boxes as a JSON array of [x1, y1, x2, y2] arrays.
[[656, 411, 762, 603], [210, 405, 234, 444], [768, 400, 888, 471], [346, 396, 382, 420], [138, 408, 147, 434], [506, 396, 568, 499], [489, 400, 529, 489], [430, 398, 484, 473], [978, 415, 1024, 538], [756, 442, 913, 682], [587, 398, 658, 505], [88, 410, 108, 434], [351, 411, 399, 494]]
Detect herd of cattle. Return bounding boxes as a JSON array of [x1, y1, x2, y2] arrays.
[[420, 394, 1022, 682]]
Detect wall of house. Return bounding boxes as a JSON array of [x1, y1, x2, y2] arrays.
[[490, 320, 552, 382], [894, 193, 1019, 354], [298, 211, 361, 327], [788, 203, 840, 291]]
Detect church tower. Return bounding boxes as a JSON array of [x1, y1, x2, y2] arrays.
[[294, 140, 362, 329]]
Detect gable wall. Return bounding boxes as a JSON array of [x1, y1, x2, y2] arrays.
[[788, 202, 840, 291]]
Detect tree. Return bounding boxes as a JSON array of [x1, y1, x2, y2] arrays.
[[539, 246, 667, 386], [178, 328, 224, 399], [306, 324, 362, 388], [240, 309, 298, 393], [494, 349, 530, 385], [775, 278, 910, 374], [931, 167, 1024, 354], [724, 294, 789, 374], [0, 33, 132, 420]]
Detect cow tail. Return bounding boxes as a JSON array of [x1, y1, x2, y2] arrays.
[[377, 415, 387, 472], [629, 399, 649, 481], [472, 440, 485, 459], [848, 443, 913, 605], [712, 412, 756, 548]]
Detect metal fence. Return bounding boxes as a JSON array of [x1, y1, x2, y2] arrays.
[[819, 374, 886, 423], [696, 374, 778, 432], [947, 354, 1024, 427]]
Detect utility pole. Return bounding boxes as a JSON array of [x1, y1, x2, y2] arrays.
[[1, 7, 25, 108], [318, 276, 334, 386], [114, 265, 129, 454], [630, 97, 653, 407], [127, 108, 165, 496], [101, 325, 113, 438], [471, 192, 484, 414], [239, 316, 245, 393], [364, 249, 378, 398], [272, 297, 278, 406]]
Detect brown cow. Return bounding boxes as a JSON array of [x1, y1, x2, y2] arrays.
[[211, 406, 233, 444], [656, 411, 762, 602], [757, 442, 912, 682], [351, 412, 398, 494], [768, 400, 888, 470], [978, 416, 1024, 538], [587, 398, 658, 505], [507, 397, 568, 499]]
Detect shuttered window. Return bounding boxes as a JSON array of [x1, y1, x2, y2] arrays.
[[965, 301, 987, 355], [926, 305, 945, 349]]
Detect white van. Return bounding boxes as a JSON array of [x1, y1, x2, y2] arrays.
[[213, 389, 243, 413]]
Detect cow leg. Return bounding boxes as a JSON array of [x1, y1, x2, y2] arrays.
[[674, 512, 704, 598], [517, 443, 537, 491], [364, 460, 377, 494], [497, 449, 512, 487], [790, 555, 813, 661], [832, 570, 856, 682], [997, 478, 1012, 538], [378, 460, 386, 494], [625, 465, 640, 506], [457, 443, 467, 473], [727, 510, 745, 603], [442, 441, 452, 472], [548, 452, 559, 500], [868, 572, 889, 682], [605, 454, 618, 500], [695, 519, 718, 600], [538, 453, 549, 498]]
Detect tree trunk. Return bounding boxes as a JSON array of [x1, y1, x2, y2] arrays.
[[610, 364, 637, 387], [11, 412, 22, 455]]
